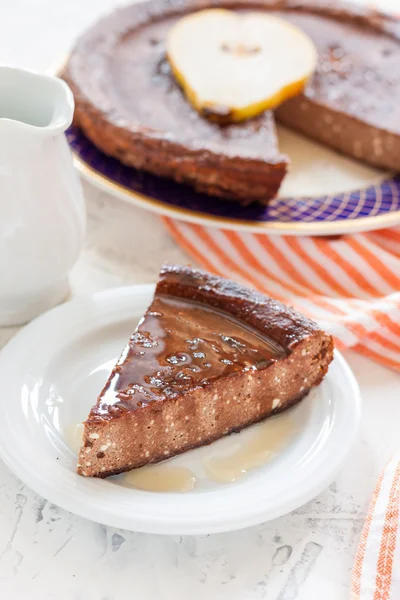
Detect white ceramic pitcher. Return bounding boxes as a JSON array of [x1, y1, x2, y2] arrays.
[[0, 66, 86, 326]]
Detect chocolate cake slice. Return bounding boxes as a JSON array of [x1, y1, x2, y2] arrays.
[[78, 265, 333, 478], [64, 0, 400, 206]]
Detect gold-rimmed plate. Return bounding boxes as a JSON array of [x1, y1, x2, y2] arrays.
[[50, 45, 400, 238], [68, 124, 400, 236]]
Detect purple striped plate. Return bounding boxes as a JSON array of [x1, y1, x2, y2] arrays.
[[67, 126, 400, 236]]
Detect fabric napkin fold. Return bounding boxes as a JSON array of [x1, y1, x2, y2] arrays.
[[352, 452, 400, 600], [163, 217, 400, 599]]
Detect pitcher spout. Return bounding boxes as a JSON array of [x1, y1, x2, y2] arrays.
[[0, 66, 74, 136]]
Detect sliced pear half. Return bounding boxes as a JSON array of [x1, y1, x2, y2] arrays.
[[167, 9, 317, 123]]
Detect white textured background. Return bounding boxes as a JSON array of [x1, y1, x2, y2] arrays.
[[0, 1, 400, 598]]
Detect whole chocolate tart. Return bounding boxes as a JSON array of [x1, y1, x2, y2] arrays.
[[78, 265, 334, 478], [64, 0, 400, 205]]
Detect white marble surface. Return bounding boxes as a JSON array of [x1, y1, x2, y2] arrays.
[[1, 1, 400, 598]]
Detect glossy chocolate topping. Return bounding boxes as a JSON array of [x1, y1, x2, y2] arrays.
[[95, 294, 285, 416], [71, 1, 400, 145], [108, 14, 281, 160], [278, 11, 400, 132], [66, 0, 400, 207]]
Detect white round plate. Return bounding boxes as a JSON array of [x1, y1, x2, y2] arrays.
[[0, 285, 361, 534]]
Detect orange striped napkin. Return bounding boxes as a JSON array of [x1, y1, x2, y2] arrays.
[[163, 217, 400, 597]]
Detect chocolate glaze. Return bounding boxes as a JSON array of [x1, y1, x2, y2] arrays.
[[64, 1, 294, 204], [92, 264, 325, 421], [64, 0, 400, 201], [66, 0, 400, 140], [277, 11, 400, 132], [96, 294, 285, 415], [108, 18, 284, 158], [66, 1, 288, 161], [90, 3, 400, 138]]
